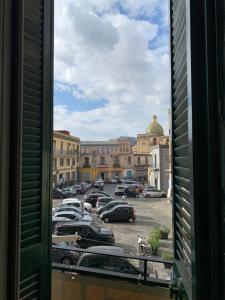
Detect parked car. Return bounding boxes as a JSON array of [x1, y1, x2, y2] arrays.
[[72, 184, 85, 194], [54, 221, 115, 248], [54, 210, 93, 222], [52, 216, 71, 233], [52, 242, 80, 265], [94, 180, 104, 188], [100, 205, 135, 223], [142, 189, 167, 198], [77, 246, 145, 275], [62, 198, 92, 212], [52, 205, 90, 216], [62, 187, 77, 197], [114, 185, 128, 196], [84, 191, 111, 199], [96, 197, 113, 209], [96, 200, 128, 215], [84, 193, 107, 208], [52, 188, 67, 199], [123, 187, 140, 198]]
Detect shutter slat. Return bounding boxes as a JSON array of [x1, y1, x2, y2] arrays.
[[171, 0, 192, 293]]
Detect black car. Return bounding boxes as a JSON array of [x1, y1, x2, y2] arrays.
[[96, 200, 128, 215], [100, 205, 135, 223], [77, 246, 148, 276], [52, 242, 80, 265], [54, 221, 115, 248], [84, 193, 106, 208], [52, 188, 67, 199]]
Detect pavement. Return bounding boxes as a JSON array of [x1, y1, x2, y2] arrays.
[[52, 183, 173, 279]]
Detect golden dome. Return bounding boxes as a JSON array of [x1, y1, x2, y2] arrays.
[[146, 115, 164, 136]]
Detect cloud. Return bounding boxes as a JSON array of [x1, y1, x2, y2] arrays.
[[54, 0, 170, 140]]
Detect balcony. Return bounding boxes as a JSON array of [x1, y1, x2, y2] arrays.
[[53, 149, 79, 156], [98, 163, 108, 168], [82, 164, 91, 168], [52, 246, 173, 300], [113, 164, 121, 168]]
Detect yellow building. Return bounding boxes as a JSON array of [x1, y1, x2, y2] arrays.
[[53, 130, 80, 187], [135, 115, 169, 154], [133, 115, 170, 180], [79, 138, 134, 181]]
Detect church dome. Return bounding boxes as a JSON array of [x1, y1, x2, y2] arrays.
[[146, 115, 164, 136]]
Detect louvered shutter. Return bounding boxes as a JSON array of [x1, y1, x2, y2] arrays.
[[170, 0, 191, 298], [170, 0, 225, 299], [13, 0, 53, 299]]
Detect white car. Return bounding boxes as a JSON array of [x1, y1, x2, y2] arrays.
[[62, 198, 92, 212], [94, 180, 104, 188], [142, 189, 167, 198]]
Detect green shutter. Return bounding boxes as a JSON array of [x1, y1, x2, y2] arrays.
[[19, 0, 53, 299], [170, 0, 191, 298], [170, 1, 224, 299]]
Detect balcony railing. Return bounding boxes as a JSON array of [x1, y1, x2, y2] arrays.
[[82, 164, 91, 168], [113, 164, 121, 168], [52, 245, 173, 300], [53, 149, 79, 156]]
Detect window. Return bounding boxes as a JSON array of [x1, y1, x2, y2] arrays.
[[66, 158, 70, 166], [153, 138, 156, 145], [128, 156, 131, 165], [60, 159, 64, 166], [72, 158, 75, 166], [138, 157, 141, 164], [100, 156, 105, 165], [145, 157, 148, 164], [84, 157, 89, 166]]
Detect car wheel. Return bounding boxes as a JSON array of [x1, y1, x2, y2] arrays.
[[145, 194, 151, 198], [104, 217, 109, 223], [61, 257, 73, 265], [128, 217, 134, 223], [161, 194, 167, 198]]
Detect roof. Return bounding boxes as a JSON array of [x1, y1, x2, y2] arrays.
[[53, 131, 80, 142], [146, 115, 164, 136], [85, 246, 126, 255], [81, 141, 119, 146], [56, 221, 92, 227]]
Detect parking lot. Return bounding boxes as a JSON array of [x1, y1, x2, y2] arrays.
[[53, 183, 173, 278]]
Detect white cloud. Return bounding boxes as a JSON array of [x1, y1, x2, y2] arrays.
[[54, 0, 170, 140]]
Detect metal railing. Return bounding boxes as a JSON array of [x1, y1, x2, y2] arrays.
[[52, 244, 173, 286]]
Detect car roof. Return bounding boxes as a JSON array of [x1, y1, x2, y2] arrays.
[[54, 211, 81, 216], [52, 217, 71, 221], [85, 246, 126, 255], [97, 196, 112, 200], [110, 204, 133, 209], [55, 221, 92, 227], [63, 198, 81, 202]]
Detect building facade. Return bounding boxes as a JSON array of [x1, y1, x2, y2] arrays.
[[148, 144, 169, 192], [53, 131, 80, 187], [133, 115, 170, 180], [79, 138, 134, 181]]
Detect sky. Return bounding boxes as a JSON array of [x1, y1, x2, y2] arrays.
[[54, 0, 170, 140]]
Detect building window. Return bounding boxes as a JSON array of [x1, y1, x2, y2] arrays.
[[72, 158, 75, 166], [153, 138, 156, 145], [66, 158, 70, 166], [138, 157, 141, 164], [128, 157, 131, 165], [67, 143, 70, 154], [60, 141, 63, 154], [53, 158, 57, 169], [84, 157, 89, 166], [60, 158, 64, 166], [100, 157, 105, 165], [145, 157, 148, 164], [154, 154, 157, 168], [166, 138, 169, 145]]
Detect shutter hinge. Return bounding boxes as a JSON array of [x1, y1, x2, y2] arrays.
[[169, 278, 185, 300]]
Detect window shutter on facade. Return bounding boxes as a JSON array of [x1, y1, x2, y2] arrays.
[[8, 0, 53, 299], [170, 1, 224, 300]]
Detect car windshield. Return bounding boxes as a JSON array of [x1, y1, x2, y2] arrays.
[[90, 224, 100, 233]]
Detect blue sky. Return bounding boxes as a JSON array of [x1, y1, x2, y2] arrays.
[[54, 0, 170, 140]]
